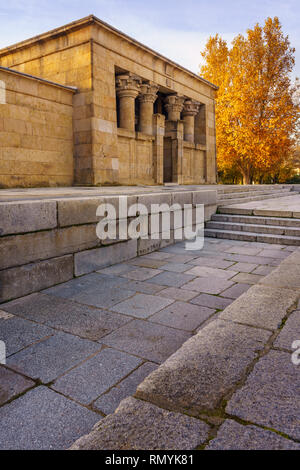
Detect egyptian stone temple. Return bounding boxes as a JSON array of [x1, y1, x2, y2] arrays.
[[0, 15, 217, 188]]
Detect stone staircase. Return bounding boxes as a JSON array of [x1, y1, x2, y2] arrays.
[[217, 185, 292, 206], [205, 211, 300, 246]]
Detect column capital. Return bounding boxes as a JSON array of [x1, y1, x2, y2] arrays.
[[164, 94, 185, 121], [165, 94, 185, 111], [182, 99, 200, 117], [139, 82, 159, 103], [116, 74, 141, 98]]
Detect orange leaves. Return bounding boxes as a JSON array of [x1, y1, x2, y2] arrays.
[[200, 17, 300, 184]]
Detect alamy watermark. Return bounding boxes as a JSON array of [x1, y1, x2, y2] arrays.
[[291, 340, 300, 365], [0, 340, 6, 365], [95, 196, 205, 250]]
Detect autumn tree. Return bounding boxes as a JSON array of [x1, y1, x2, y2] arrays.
[[200, 17, 300, 184]]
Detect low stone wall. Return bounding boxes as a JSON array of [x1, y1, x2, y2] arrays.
[[0, 189, 217, 303], [0, 67, 76, 188], [70, 249, 300, 450]]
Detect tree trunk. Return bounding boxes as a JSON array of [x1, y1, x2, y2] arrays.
[[241, 170, 251, 185]]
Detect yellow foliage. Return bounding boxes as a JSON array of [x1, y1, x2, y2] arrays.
[[200, 17, 300, 184]]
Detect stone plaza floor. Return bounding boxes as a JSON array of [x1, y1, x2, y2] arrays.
[[221, 193, 300, 215], [0, 237, 298, 449]]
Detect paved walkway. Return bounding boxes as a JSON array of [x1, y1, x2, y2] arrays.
[[0, 184, 290, 202], [221, 193, 300, 215], [0, 184, 219, 202], [0, 238, 297, 449]]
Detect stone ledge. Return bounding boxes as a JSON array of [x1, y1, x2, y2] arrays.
[[0, 255, 74, 303], [135, 319, 271, 415], [0, 200, 57, 236], [0, 188, 217, 302], [69, 396, 210, 450], [74, 239, 138, 276], [258, 255, 300, 290], [0, 225, 101, 270], [57, 195, 138, 226], [219, 284, 298, 330]]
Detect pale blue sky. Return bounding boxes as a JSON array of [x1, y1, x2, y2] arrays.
[[0, 0, 299, 78]]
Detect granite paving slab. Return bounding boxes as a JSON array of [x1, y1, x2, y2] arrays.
[[227, 262, 258, 273], [0, 366, 34, 406], [229, 272, 264, 284], [0, 386, 100, 450], [185, 266, 236, 280], [220, 283, 251, 299], [190, 294, 233, 310], [41, 273, 126, 299], [183, 277, 235, 294], [71, 288, 136, 309], [7, 332, 102, 382], [223, 253, 281, 266], [1, 293, 131, 341], [118, 280, 164, 294], [158, 287, 198, 301], [207, 419, 300, 450], [258, 249, 290, 259], [121, 267, 162, 281], [224, 246, 262, 256], [189, 257, 235, 269], [159, 262, 192, 273], [111, 293, 173, 319], [252, 265, 275, 276], [149, 301, 216, 331], [101, 319, 191, 363], [0, 316, 54, 356], [149, 271, 196, 287], [52, 348, 142, 405], [93, 362, 158, 415], [126, 258, 166, 269], [96, 263, 136, 275], [274, 310, 300, 351], [142, 252, 172, 260], [226, 350, 300, 441]]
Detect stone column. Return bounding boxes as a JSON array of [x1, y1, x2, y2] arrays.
[[182, 100, 200, 142], [116, 74, 141, 131], [164, 95, 185, 121], [153, 113, 165, 184], [138, 83, 159, 135]]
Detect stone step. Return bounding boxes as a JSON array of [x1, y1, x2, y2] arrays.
[[206, 220, 300, 237], [217, 185, 287, 195], [211, 213, 300, 228], [219, 189, 291, 200], [218, 198, 300, 218], [217, 191, 294, 206], [204, 228, 300, 246]]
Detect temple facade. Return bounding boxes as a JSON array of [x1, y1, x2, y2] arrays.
[[0, 15, 217, 188]]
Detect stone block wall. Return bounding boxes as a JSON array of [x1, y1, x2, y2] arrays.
[[0, 67, 76, 188], [0, 189, 217, 303]]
